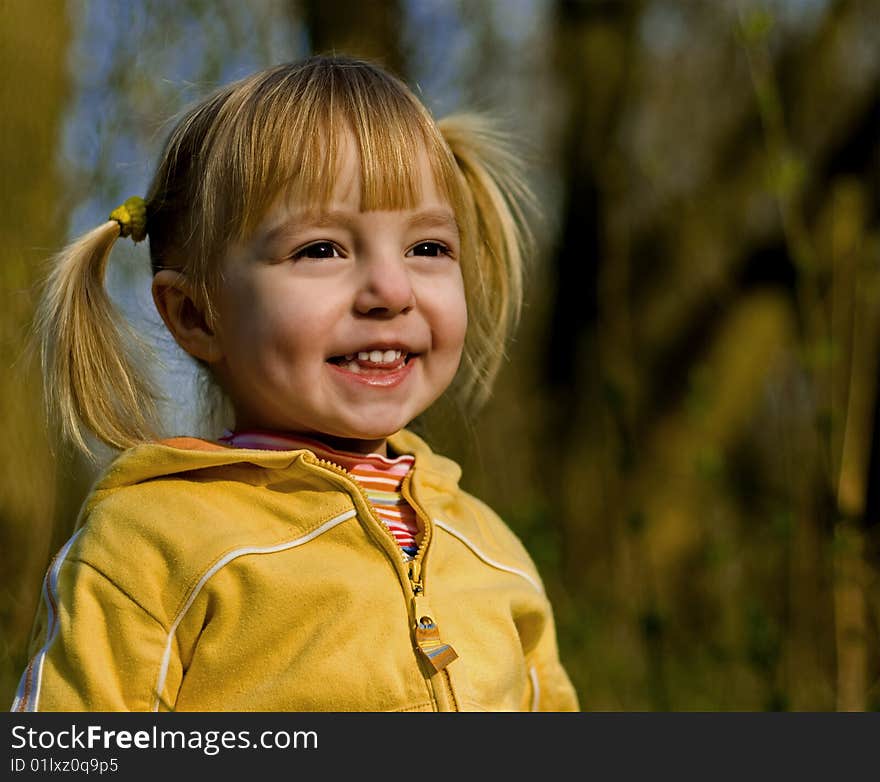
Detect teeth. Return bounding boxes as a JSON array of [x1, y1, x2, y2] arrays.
[[344, 360, 361, 373], [350, 349, 404, 364]]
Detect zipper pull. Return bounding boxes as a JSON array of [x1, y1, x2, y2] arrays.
[[409, 559, 422, 587], [412, 592, 458, 672]]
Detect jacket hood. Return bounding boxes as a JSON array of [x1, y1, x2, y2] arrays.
[[87, 428, 463, 497]]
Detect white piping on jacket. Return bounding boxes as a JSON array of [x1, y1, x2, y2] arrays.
[[432, 518, 544, 594], [529, 666, 540, 711], [151, 508, 357, 711], [12, 529, 85, 712]]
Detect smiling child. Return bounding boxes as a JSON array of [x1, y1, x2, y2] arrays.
[[13, 55, 579, 712]]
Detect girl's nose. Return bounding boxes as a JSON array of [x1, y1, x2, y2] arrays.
[[354, 254, 416, 317]]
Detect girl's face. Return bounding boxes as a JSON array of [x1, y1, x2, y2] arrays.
[[208, 139, 467, 454]]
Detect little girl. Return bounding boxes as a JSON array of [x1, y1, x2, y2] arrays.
[[12, 55, 578, 712]]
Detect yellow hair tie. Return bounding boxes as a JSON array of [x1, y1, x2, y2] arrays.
[[109, 196, 148, 242]]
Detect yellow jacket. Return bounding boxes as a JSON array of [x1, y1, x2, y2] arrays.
[[12, 430, 579, 712]]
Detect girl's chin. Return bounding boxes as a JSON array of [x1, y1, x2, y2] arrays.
[[323, 409, 420, 443], [310, 421, 412, 452]]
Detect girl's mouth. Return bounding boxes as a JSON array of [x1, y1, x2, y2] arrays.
[[327, 349, 414, 374]]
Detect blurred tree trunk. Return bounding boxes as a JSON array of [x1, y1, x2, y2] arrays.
[[547, 0, 642, 571], [0, 1, 71, 703], [295, 0, 404, 75], [548, 0, 666, 706], [823, 176, 880, 714]]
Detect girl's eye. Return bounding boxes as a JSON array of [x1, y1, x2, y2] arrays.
[[407, 241, 451, 257], [293, 241, 341, 260]]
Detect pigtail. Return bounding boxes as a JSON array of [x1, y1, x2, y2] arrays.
[[438, 114, 534, 408], [35, 220, 159, 457]]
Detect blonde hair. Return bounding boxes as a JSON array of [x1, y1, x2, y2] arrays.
[[38, 55, 532, 456]]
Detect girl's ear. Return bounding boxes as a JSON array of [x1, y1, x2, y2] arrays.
[[152, 271, 223, 363]]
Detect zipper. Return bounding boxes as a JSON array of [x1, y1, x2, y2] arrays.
[[401, 471, 459, 711], [301, 452, 459, 711], [409, 561, 459, 711]]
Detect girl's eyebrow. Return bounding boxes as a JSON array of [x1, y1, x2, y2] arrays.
[[405, 209, 459, 232], [261, 208, 459, 246]]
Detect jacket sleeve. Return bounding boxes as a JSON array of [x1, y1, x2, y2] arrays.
[[11, 554, 172, 712], [458, 493, 581, 712]]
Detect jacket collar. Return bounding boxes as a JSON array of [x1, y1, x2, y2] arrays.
[[89, 429, 463, 500]]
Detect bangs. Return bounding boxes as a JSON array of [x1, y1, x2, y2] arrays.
[[207, 59, 465, 246]]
